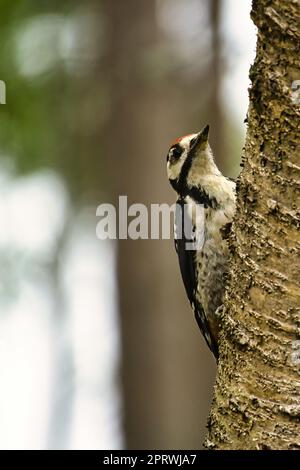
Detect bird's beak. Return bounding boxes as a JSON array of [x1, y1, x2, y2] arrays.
[[190, 125, 209, 151], [201, 124, 209, 141]]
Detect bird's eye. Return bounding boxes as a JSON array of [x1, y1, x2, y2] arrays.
[[167, 144, 183, 162], [170, 145, 183, 160]]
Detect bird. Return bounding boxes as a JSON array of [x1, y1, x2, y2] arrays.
[[166, 125, 236, 359]]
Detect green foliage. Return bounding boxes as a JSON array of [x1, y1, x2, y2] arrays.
[[0, 0, 78, 174]]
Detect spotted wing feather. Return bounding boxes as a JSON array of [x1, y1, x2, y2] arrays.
[[174, 198, 218, 358]]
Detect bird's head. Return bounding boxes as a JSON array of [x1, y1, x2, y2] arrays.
[[166, 125, 218, 194]]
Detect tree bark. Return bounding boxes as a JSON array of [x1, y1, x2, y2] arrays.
[[206, 0, 300, 450]]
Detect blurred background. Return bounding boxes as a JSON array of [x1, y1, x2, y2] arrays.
[[0, 0, 256, 450]]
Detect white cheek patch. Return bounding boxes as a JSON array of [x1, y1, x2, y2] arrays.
[[167, 134, 198, 182], [168, 158, 185, 181]]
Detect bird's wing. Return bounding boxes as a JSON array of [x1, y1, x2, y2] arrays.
[[174, 198, 218, 358]]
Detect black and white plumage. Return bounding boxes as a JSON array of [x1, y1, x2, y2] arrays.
[[167, 125, 236, 359]]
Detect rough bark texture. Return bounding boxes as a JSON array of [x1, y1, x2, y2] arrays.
[[206, 0, 300, 450]]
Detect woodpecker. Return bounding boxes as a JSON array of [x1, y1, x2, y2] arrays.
[[166, 125, 236, 359]]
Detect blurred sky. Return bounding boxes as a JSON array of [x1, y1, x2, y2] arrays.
[[222, 0, 256, 123], [0, 0, 256, 450]]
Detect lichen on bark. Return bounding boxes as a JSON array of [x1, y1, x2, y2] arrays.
[[206, 0, 300, 450]]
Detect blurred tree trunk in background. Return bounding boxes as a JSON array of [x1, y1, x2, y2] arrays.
[[206, 0, 300, 449], [102, 0, 216, 449], [209, 0, 225, 171], [47, 220, 74, 449]]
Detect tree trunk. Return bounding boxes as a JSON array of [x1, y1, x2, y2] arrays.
[[206, 0, 300, 450]]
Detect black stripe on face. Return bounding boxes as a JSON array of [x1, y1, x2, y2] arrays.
[[177, 128, 209, 188], [169, 177, 179, 192], [176, 143, 194, 193], [171, 138, 218, 209]]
